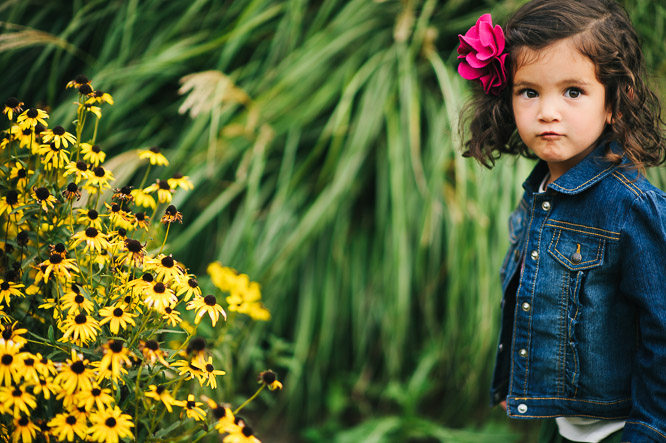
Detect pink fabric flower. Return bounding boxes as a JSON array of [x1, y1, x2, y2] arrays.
[[457, 13, 509, 95]]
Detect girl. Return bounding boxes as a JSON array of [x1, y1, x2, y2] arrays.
[[458, 1, 666, 442]]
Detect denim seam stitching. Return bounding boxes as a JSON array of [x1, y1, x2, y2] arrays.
[[625, 421, 666, 439], [545, 224, 619, 241], [613, 171, 643, 195], [550, 165, 614, 192], [524, 201, 545, 395], [570, 271, 582, 398], [513, 413, 628, 419], [545, 219, 620, 236], [512, 396, 631, 404], [611, 171, 642, 197], [557, 264, 567, 397]]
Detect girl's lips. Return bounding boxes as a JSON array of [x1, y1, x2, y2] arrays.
[[539, 132, 562, 139]]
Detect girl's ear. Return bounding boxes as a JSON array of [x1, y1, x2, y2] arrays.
[[605, 110, 613, 125]]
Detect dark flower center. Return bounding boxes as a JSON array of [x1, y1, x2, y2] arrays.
[[105, 417, 117, 428], [113, 307, 124, 317], [172, 172, 183, 179], [6, 190, 18, 205], [27, 108, 38, 118], [261, 370, 276, 384], [188, 278, 198, 288], [161, 256, 174, 268], [1, 354, 13, 365], [156, 385, 165, 394], [92, 388, 101, 396], [49, 142, 59, 152], [24, 358, 34, 366], [1, 282, 9, 291], [71, 361, 85, 374], [67, 182, 78, 192], [18, 417, 29, 426], [75, 74, 89, 84], [6, 97, 19, 107], [142, 273, 153, 282], [109, 340, 123, 353], [35, 123, 45, 133], [16, 231, 28, 246], [66, 415, 77, 425], [164, 306, 172, 314], [12, 388, 22, 397], [85, 227, 98, 238], [87, 209, 99, 219], [158, 181, 170, 190], [79, 84, 93, 95], [150, 146, 160, 153], [72, 284, 80, 294], [94, 167, 105, 178], [165, 205, 177, 215], [124, 295, 132, 304], [111, 204, 120, 212], [117, 227, 127, 236], [76, 161, 88, 171], [204, 295, 217, 306], [17, 169, 27, 178], [35, 187, 50, 200], [49, 254, 63, 264], [188, 337, 206, 353], [187, 400, 195, 408], [125, 239, 143, 253], [92, 145, 101, 153], [53, 125, 65, 136], [75, 314, 87, 324], [212, 406, 225, 419], [206, 364, 214, 372], [135, 212, 145, 221], [55, 242, 66, 252], [22, 128, 31, 136], [145, 340, 159, 351], [2, 329, 11, 339], [74, 295, 85, 304], [120, 185, 132, 195], [153, 283, 166, 293], [243, 426, 254, 437]]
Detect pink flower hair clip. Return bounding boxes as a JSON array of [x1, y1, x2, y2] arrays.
[[457, 13, 509, 96]]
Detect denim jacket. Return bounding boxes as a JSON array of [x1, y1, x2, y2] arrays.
[[490, 141, 666, 442]]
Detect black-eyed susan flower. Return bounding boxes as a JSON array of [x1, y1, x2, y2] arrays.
[[138, 340, 169, 366], [138, 146, 169, 166], [0, 339, 21, 386], [12, 416, 39, 443], [11, 125, 33, 150], [62, 182, 82, 201], [99, 305, 136, 335], [257, 369, 282, 391], [54, 351, 94, 394], [127, 273, 153, 297], [9, 163, 32, 190], [186, 294, 227, 327], [161, 204, 182, 224], [40, 125, 75, 149], [224, 425, 262, 443], [38, 142, 70, 170], [179, 394, 206, 421], [143, 281, 176, 311], [87, 90, 114, 105], [145, 254, 183, 285], [96, 340, 132, 382], [171, 359, 203, 382], [47, 411, 87, 441], [143, 179, 173, 204], [59, 313, 100, 346], [3, 97, 24, 120], [133, 211, 151, 230], [17, 108, 48, 130], [144, 385, 178, 412], [211, 402, 240, 435], [39, 254, 79, 283], [70, 227, 111, 253], [80, 143, 106, 167], [75, 384, 114, 412], [0, 280, 25, 306], [88, 406, 134, 443], [175, 276, 201, 302], [185, 336, 207, 360], [32, 186, 57, 212], [15, 352, 40, 383], [63, 161, 92, 184], [30, 376, 60, 400], [193, 356, 226, 389], [207, 262, 243, 293], [0, 190, 22, 217], [84, 166, 114, 193], [78, 83, 94, 97], [0, 322, 27, 347], [168, 172, 194, 191], [76, 208, 104, 230], [66, 74, 91, 89], [130, 189, 155, 210], [112, 185, 133, 202], [161, 305, 182, 327], [118, 238, 145, 267], [0, 385, 37, 417], [77, 101, 102, 118], [34, 353, 57, 377], [106, 204, 133, 231], [60, 285, 94, 314]]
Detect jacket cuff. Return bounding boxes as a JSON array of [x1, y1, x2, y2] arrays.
[[622, 421, 666, 442]]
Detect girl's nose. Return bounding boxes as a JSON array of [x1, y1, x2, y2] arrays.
[[537, 96, 561, 122]]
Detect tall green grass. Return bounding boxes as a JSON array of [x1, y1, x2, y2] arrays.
[[1, 0, 664, 440]]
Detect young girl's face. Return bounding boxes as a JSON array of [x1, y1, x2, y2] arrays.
[[511, 38, 612, 182]]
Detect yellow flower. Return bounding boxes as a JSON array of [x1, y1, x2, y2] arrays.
[[138, 340, 169, 367], [66, 74, 91, 89], [39, 254, 79, 283], [171, 359, 203, 382], [193, 356, 226, 389], [168, 172, 194, 190], [161, 305, 182, 327], [62, 182, 82, 201], [70, 227, 111, 254], [37, 142, 70, 170], [210, 401, 239, 434], [88, 406, 134, 443], [30, 376, 61, 400], [60, 286, 94, 315], [63, 161, 92, 184], [0, 322, 28, 347], [143, 281, 176, 311], [96, 340, 132, 382], [76, 208, 105, 230], [31, 186, 57, 212], [117, 238, 145, 267], [99, 305, 136, 335], [179, 394, 206, 421], [80, 143, 106, 167], [138, 146, 169, 166], [87, 90, 114, 105], [0, 190, 22, 217], [133, 211, 151, 230], [160, 204, 182, 224], [77, 101, 102, 118], [84, 166, 114, 192], [9, 163, 33, 190], [257, 369, 283, 391], [130, 189, 156, 210], [47, 411, 88, 441], [58, 313, 101, 346], [3, 97, 24, 120], [0, 385, 37, 417], [143, 180, 173, 204], [144, 254, 184, 285], [40, 125, 76, 149], [0, 280, 25, 306], [17, 108, 48, 130], [53, 351, 94, 394], [12, 416, 39, 443], [0, 339, 21, 386], [175, 276, 202, 302], [223, 425, 262, 443], [14, 352, 40, 384], [186, 294, 227, 327], [75, 384, 114, 412], [145, 385, 178, 412]]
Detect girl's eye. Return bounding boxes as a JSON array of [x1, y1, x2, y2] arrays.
[[518, 89, 538, 99], [565, 87, 583, 99]]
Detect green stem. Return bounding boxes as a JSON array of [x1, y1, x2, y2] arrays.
[[158, 222, 171, 255], [139, 164, 152, 190], [233, 384, 265, 415]]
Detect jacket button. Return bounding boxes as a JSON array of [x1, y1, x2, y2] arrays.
[[530, 250, 539, 260], [519, 348, 528, 358], [541, 201, 551, 211], [572, 252, 582, 264], [517, 404, 528, 414], [514, 249, 520, 261], [498, 343, 504, 352], [521, 302, 531, 312]]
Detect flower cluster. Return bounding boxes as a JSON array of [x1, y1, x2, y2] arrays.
[[457, 13, 509, 95], [0, 78, 280, 442]]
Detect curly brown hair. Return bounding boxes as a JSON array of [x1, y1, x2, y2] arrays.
[[461, 0, 665, 170]]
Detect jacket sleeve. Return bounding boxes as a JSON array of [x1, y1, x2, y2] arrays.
[[619, 190, 666, 442]]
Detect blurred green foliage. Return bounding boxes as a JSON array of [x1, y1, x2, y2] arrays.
[[1, 0, 664, 441]]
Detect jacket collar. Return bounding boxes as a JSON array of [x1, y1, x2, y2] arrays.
[[523, 140, 621, 195]]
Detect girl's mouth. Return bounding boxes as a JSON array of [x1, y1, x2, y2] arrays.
[[539, 132, 562, 138]]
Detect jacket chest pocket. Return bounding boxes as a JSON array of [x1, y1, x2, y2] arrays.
[[545, 222, 619, 397]]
